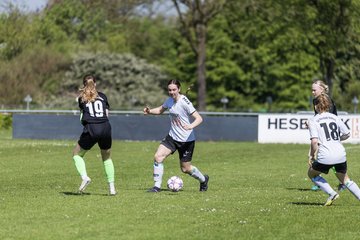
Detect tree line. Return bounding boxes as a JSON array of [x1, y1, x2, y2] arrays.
[[0, 0, 360, 112]]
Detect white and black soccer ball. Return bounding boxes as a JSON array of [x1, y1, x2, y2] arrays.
[[167, 176, 183, 192]]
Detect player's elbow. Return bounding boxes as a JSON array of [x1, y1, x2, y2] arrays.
[[340, 133, 350, 141]]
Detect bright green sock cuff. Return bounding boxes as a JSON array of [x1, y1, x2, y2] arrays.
[[73, 155, 87, 177], [103, 159, 115, 183]]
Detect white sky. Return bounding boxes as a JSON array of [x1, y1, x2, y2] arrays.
[[1, 0, 179, 17], [1, 0, 48, 12]]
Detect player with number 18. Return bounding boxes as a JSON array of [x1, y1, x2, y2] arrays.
[[307, 94, 360, 206]]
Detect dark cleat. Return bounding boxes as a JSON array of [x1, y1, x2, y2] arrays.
[[200, 175, 209, 192], [338, 183, 346, 192], [147, 186, 161, 192]]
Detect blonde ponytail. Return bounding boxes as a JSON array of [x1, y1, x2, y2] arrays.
[[79, 75, 98, 103]]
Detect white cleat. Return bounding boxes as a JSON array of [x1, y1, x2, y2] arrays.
[[109, 182, 116, 196], [109, 188, 117, 196], [79, 177, 91, 193]]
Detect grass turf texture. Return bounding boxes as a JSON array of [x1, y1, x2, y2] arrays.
[[1, 130, 360, 239]]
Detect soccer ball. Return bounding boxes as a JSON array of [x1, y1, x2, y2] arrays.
[[167, 176, 183, 192]]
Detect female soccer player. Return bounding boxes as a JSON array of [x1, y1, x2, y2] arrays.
[[309, 80, 345, 191], [143, 79, 209, 192], [311, 80, 337, 115], [72, 74, 116, 195], [307, 94, 360, 206]]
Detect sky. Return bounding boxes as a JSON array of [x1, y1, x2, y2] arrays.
[[1, 0, 48, 12], [1, 1, 180, 16]]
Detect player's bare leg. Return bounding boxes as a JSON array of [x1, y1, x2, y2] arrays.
[[308, 168, 338, 206], [181, 162, 208, 191], [336, 172, 360, 200], [148, 144, 171, 192]]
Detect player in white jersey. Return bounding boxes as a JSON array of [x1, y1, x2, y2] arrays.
[[308, 94, 360, 206], [309, 80, 345, 191], [143, 79, 209, 192]]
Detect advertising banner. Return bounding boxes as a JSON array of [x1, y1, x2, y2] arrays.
[[258, 114, 360, 144]]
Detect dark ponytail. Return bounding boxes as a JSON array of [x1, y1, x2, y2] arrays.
[[185, 84, 194, 95]]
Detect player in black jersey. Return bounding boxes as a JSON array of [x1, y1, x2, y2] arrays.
[[312, 80, 337, 116], [72, 74, 116, 195]]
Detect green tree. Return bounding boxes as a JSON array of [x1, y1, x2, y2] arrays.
[[0, 45, 70, 107], [217, 0, 319, 111], [0, 9, 37, 60], [44, 0, 108, 43], [172, 0, 226, 111], [205, 14, 246, 111], [289, 0, 359, 96]]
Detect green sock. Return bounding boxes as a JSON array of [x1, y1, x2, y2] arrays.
[[73, 155, 87, 177], [103, 159, 115, 183]]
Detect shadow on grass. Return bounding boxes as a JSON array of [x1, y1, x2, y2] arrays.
[[61, 192, 109, 196], [289, 202, 323, 206], [285, 187, 314, 192], [287, 188, 326, 206], [142, 188, 184, 194]]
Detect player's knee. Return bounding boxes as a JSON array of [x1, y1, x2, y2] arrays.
[[181, 166, 191, 174], [307, 170, 312, 179], [72, 147, 80, 156], [101, 149, 111, 160], [73, 146, 86, 157], [307, 168, 317, 179], [73, 149, 86, 157], [154, 154, 164, 163]]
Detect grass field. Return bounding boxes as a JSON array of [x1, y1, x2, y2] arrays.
[[1, 129, 360, 240]]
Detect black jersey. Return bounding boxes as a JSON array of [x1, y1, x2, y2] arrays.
[[79, 92, 109, 125], [313, 96, 337, 116]]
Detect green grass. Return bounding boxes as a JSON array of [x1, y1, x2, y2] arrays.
[[1, 130, 360, 239]]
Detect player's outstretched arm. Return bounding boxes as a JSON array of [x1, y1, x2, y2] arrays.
[[143, 105, 165, 115]]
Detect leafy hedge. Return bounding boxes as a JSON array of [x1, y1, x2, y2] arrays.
[[60, 53, 168, 109], [0, 113, 12, 129]]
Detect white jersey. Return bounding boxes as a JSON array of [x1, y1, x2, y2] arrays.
[[162, 95, 197, 142], [308, 112, 350, 164]]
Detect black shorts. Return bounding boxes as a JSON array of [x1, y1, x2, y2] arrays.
[[161, 134, 195, 162], [312, 161, 347, 174], [78, 121, 112, 150]]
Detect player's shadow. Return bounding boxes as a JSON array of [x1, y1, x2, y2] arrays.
[[286, 188, 324, 205], [289, 202, 323, 206], [142, 188, 183, 193], [61, 191, 90, 196], [61, 191, 108, 196], [285, 187, 313, 192]]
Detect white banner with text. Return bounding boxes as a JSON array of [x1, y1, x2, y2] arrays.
[[258, 114, 360, 144]]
